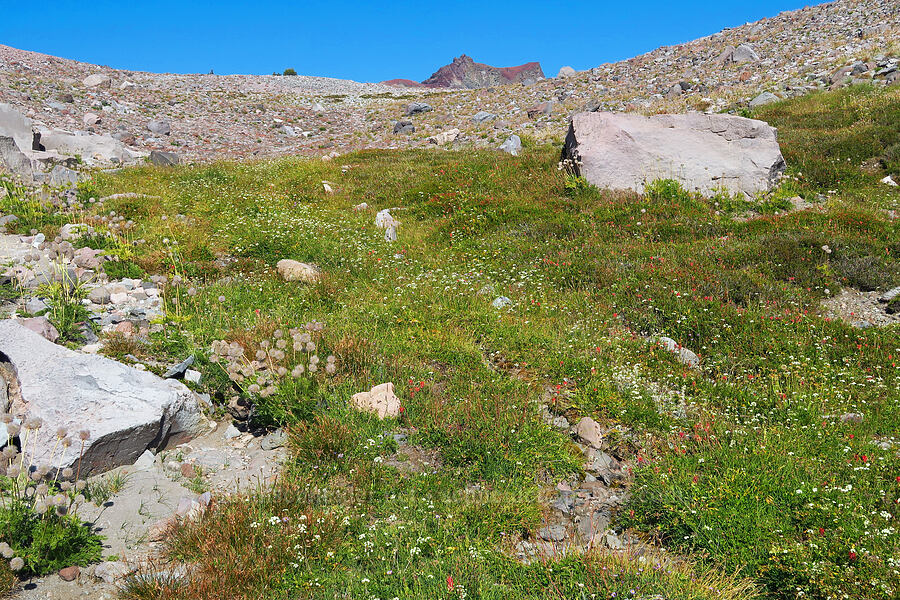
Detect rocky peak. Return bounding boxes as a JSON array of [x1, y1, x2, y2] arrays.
[[421, 54, 544, 88]]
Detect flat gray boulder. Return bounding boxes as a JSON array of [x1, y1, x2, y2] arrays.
[[0, 320, 204, 476], [562, 111, 786, 198]]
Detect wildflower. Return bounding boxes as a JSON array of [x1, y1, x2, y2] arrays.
[[24, 416, 43, 430], [9, 557, 24, 571], [78, 430, 91, 441], [0, 543, 12, 559], [56, 427, 68, 438]]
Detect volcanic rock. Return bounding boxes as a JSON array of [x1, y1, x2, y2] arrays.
[[422, 55, 543, 89]]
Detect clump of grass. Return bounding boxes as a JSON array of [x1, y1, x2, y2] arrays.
[[40, 272, 92, 345], [83, 471, 130, 505]]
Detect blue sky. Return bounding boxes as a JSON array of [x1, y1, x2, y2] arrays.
[[1, 1, 816, 82]]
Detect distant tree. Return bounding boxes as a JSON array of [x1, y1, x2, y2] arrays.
[[283, 68, 298, 76]]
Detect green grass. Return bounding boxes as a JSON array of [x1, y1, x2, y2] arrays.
[[5, 85, 899, 600]]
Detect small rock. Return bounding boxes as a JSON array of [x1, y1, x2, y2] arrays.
[[93, 561, 134, 584], [427, 129, 460, 145], [224, 424, 241, 440], [351, 382, 401, 419], [557, 66, 576, 78], [133, 449, 156, 470], [18, 316, 59, 343], [499, 135, 522, 156], [149, 150, 182, 167], [276, 259, 322, 283], [184, 369, 202, 384], [749, 92, 780, 107], [491, 296, 511, 309], [58, 566, 80, 581], [261, 428, 287, 450], [604, 532, 625, 550], [25, 296, 49, 314], [471, 111, 497, 123], [405, 102, 432, 116], [840, 412, 864, 424], [147, 119, 172, 136], [576, 417, 603, 448], [538, 524, 566, 542], [82, 74, 111, 88], [164, 355, 195, 379], [393, 121, 415, 134]]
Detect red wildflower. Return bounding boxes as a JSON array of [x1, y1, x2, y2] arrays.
[[447, 575, 454, 591]]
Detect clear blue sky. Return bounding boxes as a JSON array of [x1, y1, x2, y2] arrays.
[[1, 1, 817, 82]]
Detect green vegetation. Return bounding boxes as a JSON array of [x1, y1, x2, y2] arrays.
[[283, 68, 297, 77], [3, 85, 898, 599], [1, 426, 104, 582]]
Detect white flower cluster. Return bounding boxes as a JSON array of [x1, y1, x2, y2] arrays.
[[210, 320, 337, 400]]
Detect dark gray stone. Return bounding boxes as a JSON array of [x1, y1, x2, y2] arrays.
[[149, 150, 181, 167]]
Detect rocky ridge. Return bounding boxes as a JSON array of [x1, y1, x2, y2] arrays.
[[420, 54, 544, 88], [0, 0, 895, 168]]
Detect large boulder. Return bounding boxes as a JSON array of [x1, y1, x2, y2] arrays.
[[561, 112, 786, 198], [0, 103, 39, 153], [0, 320, 204, 476], [0, 136, 35, 180], [37, 127, 145, 166]]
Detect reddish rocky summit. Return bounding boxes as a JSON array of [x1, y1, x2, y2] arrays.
[[421, 54, 544, 88]]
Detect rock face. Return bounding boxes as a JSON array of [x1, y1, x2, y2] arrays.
[[422, 55, 544, 89], [0, 320, 203, 476], [562, 112, 786, 197], [351, 382, 401, 419]]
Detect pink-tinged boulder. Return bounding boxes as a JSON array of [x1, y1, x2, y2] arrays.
[[562, 112, 786, 198], [351, 382, 401, 419], [575, 417, 604, 449], [17, 316, 59, 343]]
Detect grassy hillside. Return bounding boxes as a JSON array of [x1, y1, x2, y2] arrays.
[[5, 85, 899, 600]]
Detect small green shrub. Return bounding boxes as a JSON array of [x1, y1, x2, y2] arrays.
[[41, 274, 92, 344], [103, 260, 145, 280], [0, 421, 104, 578], [563, 175, 592, 197], [645, 178, 693, 203], [282, 68, 297, 76]]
